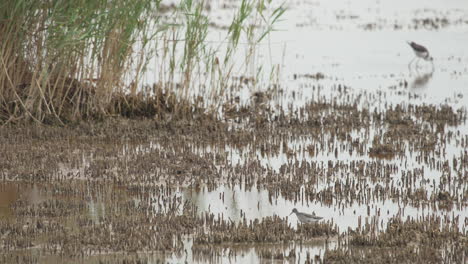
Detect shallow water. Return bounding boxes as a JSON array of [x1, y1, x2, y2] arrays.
[[143, 0, 468, 260], [2, 0, 468, 263]]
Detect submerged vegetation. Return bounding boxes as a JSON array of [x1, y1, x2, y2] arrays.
[[1, 0, 468, 263], [325, 217, 468, 263], [0, 0, 285, 124], [0, 95, 466, 262]]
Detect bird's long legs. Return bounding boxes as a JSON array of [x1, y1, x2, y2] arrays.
[[415, 58, 421, 68], [408, 57, 416, 71]]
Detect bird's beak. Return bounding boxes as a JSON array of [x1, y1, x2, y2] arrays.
[[289, 212, 293, 216]]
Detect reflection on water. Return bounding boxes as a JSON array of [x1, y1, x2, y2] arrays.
[[11, 181, 460, 263], [410, 72, 434, 89], [161, 236, 335, 264], [0, 183, 46, 219], [16, 239, 333, 264], [2, 0, 468, 263], [0, 183, 18, 218], [88, 198, 106, 224], [178, 184, 467, 232]]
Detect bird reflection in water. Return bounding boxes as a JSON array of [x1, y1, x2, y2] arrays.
[[410, 72, 433, 89]]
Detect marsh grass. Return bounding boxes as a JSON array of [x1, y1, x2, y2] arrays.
[[0, 0, 285, 125]]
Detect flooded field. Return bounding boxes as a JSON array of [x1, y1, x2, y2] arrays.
[[1, 0, 468, 263]]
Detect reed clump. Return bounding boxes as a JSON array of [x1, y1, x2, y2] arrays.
[[1, 0, 155, 123], [0, 0, 285, 125]]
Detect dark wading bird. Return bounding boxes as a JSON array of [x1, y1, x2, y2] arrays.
[[290, 208, 323, 223], [407, 41, 434, 70]]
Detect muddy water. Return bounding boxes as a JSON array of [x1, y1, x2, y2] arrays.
[[2, 0, 468, 263]]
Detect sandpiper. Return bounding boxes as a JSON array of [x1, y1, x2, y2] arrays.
[[289, 208, 323, 223], [407, 41, 434, 69]]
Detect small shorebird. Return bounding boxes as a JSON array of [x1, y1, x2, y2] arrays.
[[407, 41, 434, 70], [289, 208, 323, 223]]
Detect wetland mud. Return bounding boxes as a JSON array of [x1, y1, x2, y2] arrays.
[[2, 0, 468, 263], [1, 92, 467, 263]]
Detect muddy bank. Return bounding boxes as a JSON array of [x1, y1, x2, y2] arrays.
[[2, 0, 468, 261], [1, 94, 467, 263]]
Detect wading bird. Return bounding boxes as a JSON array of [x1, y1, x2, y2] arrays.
[[289, 208, 323, 223], [407, 41, 434, 70]]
